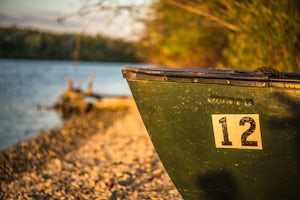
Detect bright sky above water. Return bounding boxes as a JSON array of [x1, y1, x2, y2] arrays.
[[0, 0, 151, 40]]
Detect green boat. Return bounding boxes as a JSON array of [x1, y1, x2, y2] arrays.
[[122, 66, 300, 200]]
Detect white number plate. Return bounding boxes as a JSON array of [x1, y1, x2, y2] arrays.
[[212, 114, 263, 150]]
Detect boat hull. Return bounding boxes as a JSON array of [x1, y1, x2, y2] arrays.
[[123, 67, 300, 200]]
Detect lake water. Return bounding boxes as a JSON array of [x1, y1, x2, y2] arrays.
[[0, 59, 142, 150]]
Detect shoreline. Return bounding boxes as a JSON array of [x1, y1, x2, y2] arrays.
[[0, 98, 182, 199]]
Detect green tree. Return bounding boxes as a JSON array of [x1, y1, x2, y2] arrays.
[[223, 0, 300, 71], [141, 0, 300, 71], [139, 1, 227, 68]]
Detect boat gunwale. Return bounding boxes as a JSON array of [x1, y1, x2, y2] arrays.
[[122, 66, 300, 88]]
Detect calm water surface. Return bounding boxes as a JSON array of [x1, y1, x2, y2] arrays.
[[0, 59, 141, 150]]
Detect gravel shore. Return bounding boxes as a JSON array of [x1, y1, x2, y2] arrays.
[[0, 98, 182, 199]]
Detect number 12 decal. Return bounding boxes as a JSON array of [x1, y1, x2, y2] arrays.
[[212, 114, 262, 150]]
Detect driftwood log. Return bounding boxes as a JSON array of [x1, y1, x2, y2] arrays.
[[54, 73, 130, 118]]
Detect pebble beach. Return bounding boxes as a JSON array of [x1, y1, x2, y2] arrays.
[[0, 98, 182, 199]]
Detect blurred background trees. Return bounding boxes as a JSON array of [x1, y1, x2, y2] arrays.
[[0, 26, 138, 62], [223, 0, 300, 71], [139, 0, 300, 71], [1, 0, 299, 71], [138, 1, 228, 68]]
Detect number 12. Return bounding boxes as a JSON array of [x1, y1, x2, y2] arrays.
[[212, 114, 262, 150]]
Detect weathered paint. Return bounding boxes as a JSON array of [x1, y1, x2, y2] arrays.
[[123, 67, 300, 200]]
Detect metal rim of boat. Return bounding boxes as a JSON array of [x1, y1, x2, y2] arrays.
[[122, 66, 300, 89]]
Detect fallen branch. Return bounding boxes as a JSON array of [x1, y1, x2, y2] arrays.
[[54, 74, 130, 118]]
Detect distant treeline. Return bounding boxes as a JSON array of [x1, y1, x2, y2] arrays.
[[0, 26, 138, 62]]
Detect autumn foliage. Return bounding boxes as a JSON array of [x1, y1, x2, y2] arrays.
[[139, 0, 300, 71]]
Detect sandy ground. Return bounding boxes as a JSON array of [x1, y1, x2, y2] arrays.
[[0, 99, 182, 199]]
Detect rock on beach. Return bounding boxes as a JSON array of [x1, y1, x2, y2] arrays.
[[0, 98, 182, 199]]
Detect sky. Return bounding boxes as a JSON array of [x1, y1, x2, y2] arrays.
[[0, 0, 151, 40]]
